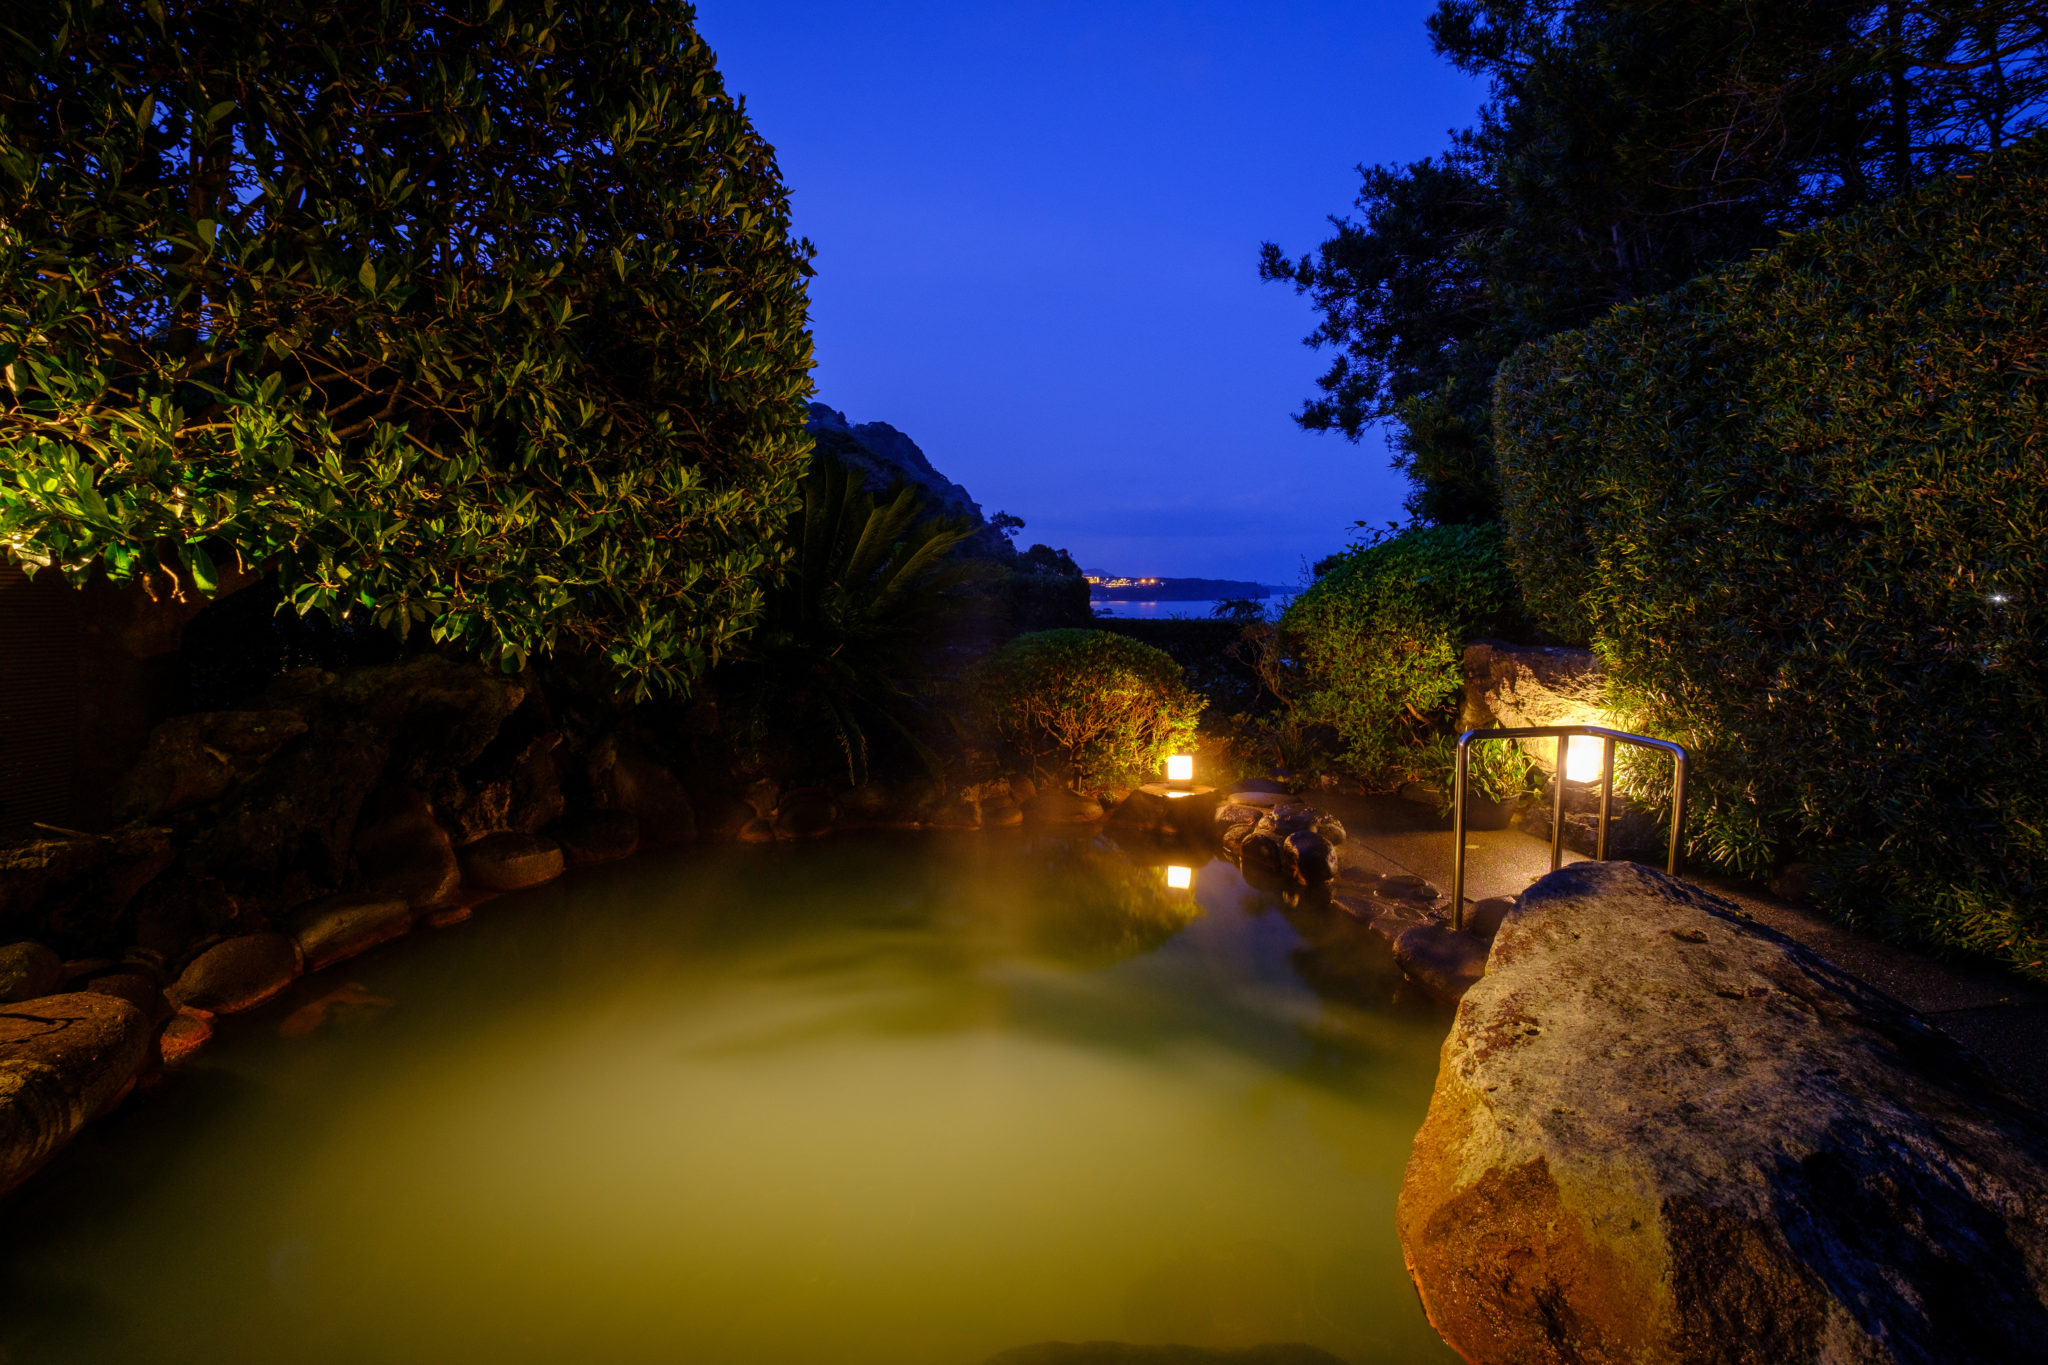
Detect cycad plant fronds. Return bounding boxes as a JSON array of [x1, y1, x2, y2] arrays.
[[736, 449, 973, 784]]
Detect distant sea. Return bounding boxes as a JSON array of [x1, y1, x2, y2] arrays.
[[1091, 592, 1299, 620]]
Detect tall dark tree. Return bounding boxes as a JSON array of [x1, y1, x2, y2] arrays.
[[1264, 0, 2048, 524]]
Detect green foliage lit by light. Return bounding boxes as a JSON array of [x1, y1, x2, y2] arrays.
[[972, 629, 1204, 789], [1495, 138, 2048, 978], [0, 0, 815, 698], [1280, 523, 1519, 778]]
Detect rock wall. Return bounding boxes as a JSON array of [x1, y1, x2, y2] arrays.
[[0, 646, 1170, 1193], [1, 554, 262, 833], [0, 992, 155, 1192], [1460, 641, 1606, 773], [1398, 859, 2048, 1364], [807, 403, 1014, 558]]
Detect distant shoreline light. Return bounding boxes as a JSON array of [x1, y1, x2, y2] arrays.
[[1090, 592, 1299, 620], [1085, 575, 1284, 603]]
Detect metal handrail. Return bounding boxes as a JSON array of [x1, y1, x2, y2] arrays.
[[1450, 725, 1689, 930]]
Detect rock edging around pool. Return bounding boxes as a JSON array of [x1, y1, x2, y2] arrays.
[[0, 756, 1295, 1194], [1206, 788, 1513, 1005], [1399, 858, 2048, 1365]]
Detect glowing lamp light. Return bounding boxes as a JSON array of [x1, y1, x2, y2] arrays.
[[1165, 865, 1193, 890], [1564, 735, 1605, 784], [1165, 754, 1195, 784]]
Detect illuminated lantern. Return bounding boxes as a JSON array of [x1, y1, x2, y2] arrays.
[[1564, 735, 1605, 784], [1165, 865, 1193, 890], [1165, 754, 1195, 785]]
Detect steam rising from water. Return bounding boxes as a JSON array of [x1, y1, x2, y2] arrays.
[[1, 835, 1455, 1364]]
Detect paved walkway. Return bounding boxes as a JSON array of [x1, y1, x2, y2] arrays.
[[1315, 791, 2048, 1111]]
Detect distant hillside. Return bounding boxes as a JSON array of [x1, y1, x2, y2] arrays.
[[1087, 576, 1276, 601], [805, 404, 1011, 558]]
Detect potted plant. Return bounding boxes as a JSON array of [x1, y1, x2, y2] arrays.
[[1418, 734, 1537, 830]]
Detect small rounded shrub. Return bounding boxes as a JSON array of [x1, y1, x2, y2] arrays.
[[1281, 523, 1520, 778], [972, 629, 1204, 788]]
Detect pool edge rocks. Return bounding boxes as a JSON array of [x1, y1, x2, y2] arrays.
[[1397, 860, 2048, 1364], [1, 992, 155, 1193]]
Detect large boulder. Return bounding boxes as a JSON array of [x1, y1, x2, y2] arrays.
[[1282, 829, 1337, 884], [1108, 787, 1221, 838], [80, 967, 171, 1026], [1, 992, 154, 1191], [1213, 800, 1267, 831], [586, 738, 696, 844], [166, 933, 301, 1013], [288, 893, 413, 972], [837, 777, 940, 828], [435, 719, 565, 843], [1398, 859, 2048, 1365], [0, 828, 176, 957], [174, 716, 392, 913], [176, 657, 529, 911], [0, 941, 63, 1004], [117, 871, 244, 962], [1390, 922, 1487, 1004], [110, 709, 308, 822], [457, 832, 564, 892], [1461, 641, 1605, 773], [350, 784, 461, 909], [158, 1009, 213, 1065], [274, 656, 526, 776], [1105, 789, 1178, 835], [774, 786, 839, 838], [548, 811, 641, 866], [1022, 788, 1104, 825]]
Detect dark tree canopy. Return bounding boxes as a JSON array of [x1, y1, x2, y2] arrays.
[[0, 0, 816, 697], [1263, 0, 2048, 525]]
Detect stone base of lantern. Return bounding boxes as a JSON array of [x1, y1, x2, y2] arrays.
[[1108, 784, 1219, 837]]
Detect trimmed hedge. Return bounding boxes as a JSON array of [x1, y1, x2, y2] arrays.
[[1496, 138, 2048, 977], [972, 629, 1203, 788], [1281, 523, 1521, 776]]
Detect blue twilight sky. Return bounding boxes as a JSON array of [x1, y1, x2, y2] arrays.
[[694, 1, 1485, 585]]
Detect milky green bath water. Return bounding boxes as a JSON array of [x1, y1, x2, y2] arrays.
[[0, 833, 1457, 1365]]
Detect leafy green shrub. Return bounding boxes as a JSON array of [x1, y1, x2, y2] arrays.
[[0, 0, 813, 698], [972, 630, 1204, 788], [1280, 524, 1520, 777], [1495, 138, 2048, 977]]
